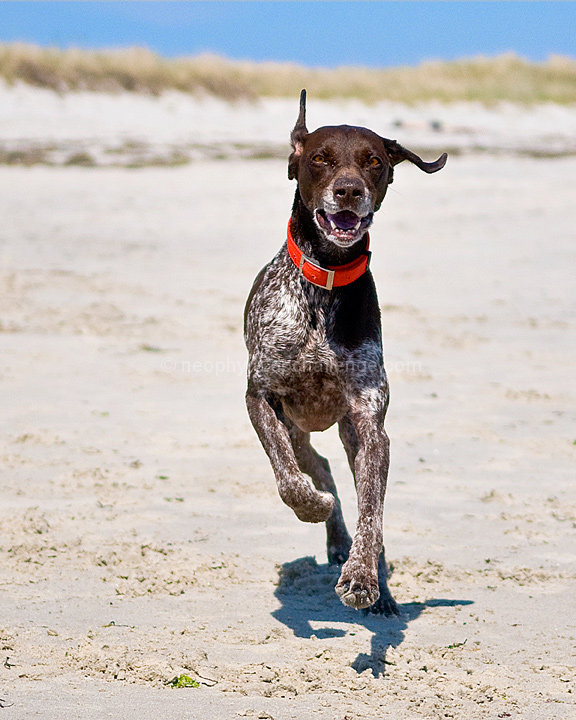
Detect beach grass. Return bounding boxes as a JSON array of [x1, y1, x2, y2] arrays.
[[1, 43, 575, 104]]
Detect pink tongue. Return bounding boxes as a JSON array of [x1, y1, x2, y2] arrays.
[[328, 211, 359, 230]]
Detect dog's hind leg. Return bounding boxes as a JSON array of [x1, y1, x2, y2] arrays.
[[246, 391, 334, 523], [288, 424, 352, 565], [365, 545, 398, 616], [338, 412, 398, 616]]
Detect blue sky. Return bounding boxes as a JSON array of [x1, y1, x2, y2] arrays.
[[0, 2, 574, 67]]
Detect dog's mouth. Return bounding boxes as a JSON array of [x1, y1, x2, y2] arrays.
[[315, 209, 373, 245]]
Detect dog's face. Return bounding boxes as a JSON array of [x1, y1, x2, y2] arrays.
[[288, 90, 447, 248], [290, 125, 392, 247]]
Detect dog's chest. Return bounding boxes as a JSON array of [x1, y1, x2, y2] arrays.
[[245, 254, 386, 431], [268, 290, 338, 377], [267, 291, 349, 430], [248, 265, 344, 378]]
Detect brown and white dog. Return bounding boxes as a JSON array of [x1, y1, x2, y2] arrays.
[[244, 90, 446, 614]]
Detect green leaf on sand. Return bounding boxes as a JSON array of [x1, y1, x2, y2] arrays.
[[168, 674, 200, 688]]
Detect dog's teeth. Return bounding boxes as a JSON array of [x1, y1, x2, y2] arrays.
[[353, 221, 361, 231]]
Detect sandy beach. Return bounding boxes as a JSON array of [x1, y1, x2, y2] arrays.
[[2, 80, 576, 165], [1, 89, 575, 719]]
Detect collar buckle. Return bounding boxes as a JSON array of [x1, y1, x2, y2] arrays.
[[299, 253, 335, 290]]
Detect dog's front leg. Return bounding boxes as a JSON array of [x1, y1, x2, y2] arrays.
[[335, 389, 390, 610], [246, 392, 335, 523]]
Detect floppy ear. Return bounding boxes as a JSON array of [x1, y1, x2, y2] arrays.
[[288, 89, 308, 180], [382, 138, 447, 174]]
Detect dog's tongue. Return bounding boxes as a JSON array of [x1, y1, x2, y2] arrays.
[[327, 210, 359, 230]]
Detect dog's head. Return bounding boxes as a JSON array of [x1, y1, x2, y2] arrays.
[[288, 89, 447, 248]]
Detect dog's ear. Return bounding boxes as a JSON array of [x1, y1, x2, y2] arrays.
[[288, 89, 308, 180], [382, 138, 447, 174]]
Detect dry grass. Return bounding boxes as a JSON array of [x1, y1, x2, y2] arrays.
[[0, 44, 253, 99], [1, 43, 575, 104]]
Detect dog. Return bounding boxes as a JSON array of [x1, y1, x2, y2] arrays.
[[244, 90, 446, 614]]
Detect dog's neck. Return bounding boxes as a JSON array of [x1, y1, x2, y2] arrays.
[[290, 190, 370, 267]]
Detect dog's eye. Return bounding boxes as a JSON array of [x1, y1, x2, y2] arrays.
[[312, 154, 326, 164], [368, 157, 382, 167]]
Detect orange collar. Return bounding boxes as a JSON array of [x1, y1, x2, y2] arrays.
[[286, 219, 371, 290]]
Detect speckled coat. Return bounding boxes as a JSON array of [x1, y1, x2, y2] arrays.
[[244, 91, 446, 613]]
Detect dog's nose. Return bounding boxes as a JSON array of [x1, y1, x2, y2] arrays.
[[333, 175, 365, 203]]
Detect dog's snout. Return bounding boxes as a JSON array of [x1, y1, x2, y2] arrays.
[[333, 176, 364, 202]]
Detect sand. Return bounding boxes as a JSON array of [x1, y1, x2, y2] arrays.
[[2, 81, 576, 165], [1, 91, 575, 719]]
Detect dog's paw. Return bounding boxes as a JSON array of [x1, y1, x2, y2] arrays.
[[363, 588, 399, 616], [335, 564, 380, 610], [361, 552, 399, 615], [292, 491, 334, 523]]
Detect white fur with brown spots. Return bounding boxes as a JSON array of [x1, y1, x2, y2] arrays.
[[244, 90, 446, 613]]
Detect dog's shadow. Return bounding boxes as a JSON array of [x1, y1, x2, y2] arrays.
[[272, 556, 473, 677]]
